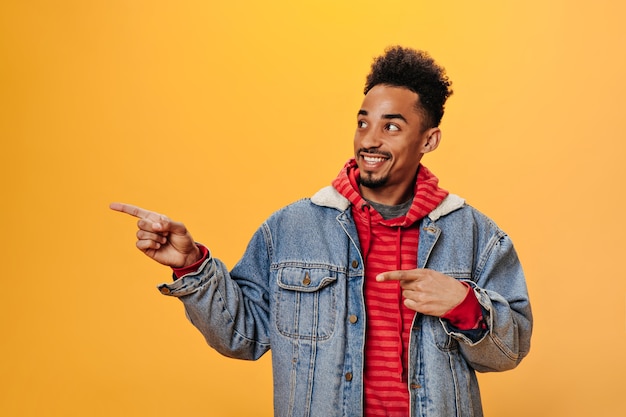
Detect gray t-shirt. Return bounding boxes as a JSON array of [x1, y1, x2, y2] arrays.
[[365, 198, 413, 220]]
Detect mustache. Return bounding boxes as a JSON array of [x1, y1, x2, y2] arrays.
[[357, 148, 392, 158]]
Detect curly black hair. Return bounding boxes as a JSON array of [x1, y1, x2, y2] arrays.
[[364, 46, 453, 129]]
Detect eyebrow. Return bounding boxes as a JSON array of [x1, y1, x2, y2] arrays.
[[357, 109, 408, 123], [383, 113, 408, 123]]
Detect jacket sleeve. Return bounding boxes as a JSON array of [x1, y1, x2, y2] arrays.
[[156, 224, 273, 361], [440, 232, 533, 372]]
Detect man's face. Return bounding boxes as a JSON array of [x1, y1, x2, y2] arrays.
[[354, 84, 438, 205]]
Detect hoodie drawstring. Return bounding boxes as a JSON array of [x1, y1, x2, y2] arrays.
[[360, 203, 373, 262], [395, 226, 405, 381]]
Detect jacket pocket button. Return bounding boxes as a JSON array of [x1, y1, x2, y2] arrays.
[[351, 260, 359, 268], [302, 272, 311, 286]]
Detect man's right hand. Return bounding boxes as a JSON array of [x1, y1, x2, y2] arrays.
[[110, 202, 202, 268]]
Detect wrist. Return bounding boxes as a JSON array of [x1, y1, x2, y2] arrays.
[[172, 244, 209, 279], [442, 282, 485, 330], [182, 245, 203, 267]]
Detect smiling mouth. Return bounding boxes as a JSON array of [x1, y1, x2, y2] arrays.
[[363, 155, 387, 164], [359, 149, 391, 167]]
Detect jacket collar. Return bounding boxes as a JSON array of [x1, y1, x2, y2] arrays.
[[310, 185, 465, 221]]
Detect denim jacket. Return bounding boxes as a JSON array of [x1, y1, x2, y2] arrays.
[[158, 186, 532, 417]]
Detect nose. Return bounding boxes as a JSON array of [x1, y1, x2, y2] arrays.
[[358, 127, 381, 150]]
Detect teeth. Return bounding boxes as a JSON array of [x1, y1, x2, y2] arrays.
[[364, 156, 386, 163]]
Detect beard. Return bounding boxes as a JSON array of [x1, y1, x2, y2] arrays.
[[359, 171, 388, 189], [356, 148, 391, 189]]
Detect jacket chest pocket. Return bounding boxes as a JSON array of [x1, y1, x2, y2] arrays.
[[275, 266, 339, 341]]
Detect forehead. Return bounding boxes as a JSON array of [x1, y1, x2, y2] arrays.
[[360, 84, 420, 116]]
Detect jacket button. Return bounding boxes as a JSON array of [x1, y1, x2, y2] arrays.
[[348, 315, 358, 324], [351, 260, 359, 268], [345, 372, 353, 381], [410, 383, 421, 389], [302, 272, 311, 286]]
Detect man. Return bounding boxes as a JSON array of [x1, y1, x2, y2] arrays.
[[111, 46, 532, 417]]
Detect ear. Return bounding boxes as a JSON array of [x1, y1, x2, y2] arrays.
[[422, 128, 441, 153]]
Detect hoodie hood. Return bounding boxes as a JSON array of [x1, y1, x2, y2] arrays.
[[329, 158, 449, 262], [311, 159, 465, 221]]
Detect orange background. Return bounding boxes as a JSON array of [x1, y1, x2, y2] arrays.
[[1, 1, 625, 416]]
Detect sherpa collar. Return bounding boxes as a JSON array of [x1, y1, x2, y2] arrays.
[[310, 185, 465, 221]]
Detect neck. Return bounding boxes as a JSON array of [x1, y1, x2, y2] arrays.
[[359, 185, 414, 206]]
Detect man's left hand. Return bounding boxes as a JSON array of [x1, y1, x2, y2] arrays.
[[376, 269, 468, 317]]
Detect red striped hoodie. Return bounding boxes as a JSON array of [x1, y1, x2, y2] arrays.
[[332, 159, 449, 417]]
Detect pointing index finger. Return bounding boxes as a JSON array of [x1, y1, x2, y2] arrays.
[[376, 269, 423, 282], [109, 202, 154, 220]]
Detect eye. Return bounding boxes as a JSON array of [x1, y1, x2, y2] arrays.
[[386, 123, 400, 132], [357, 120, 368, 128]]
